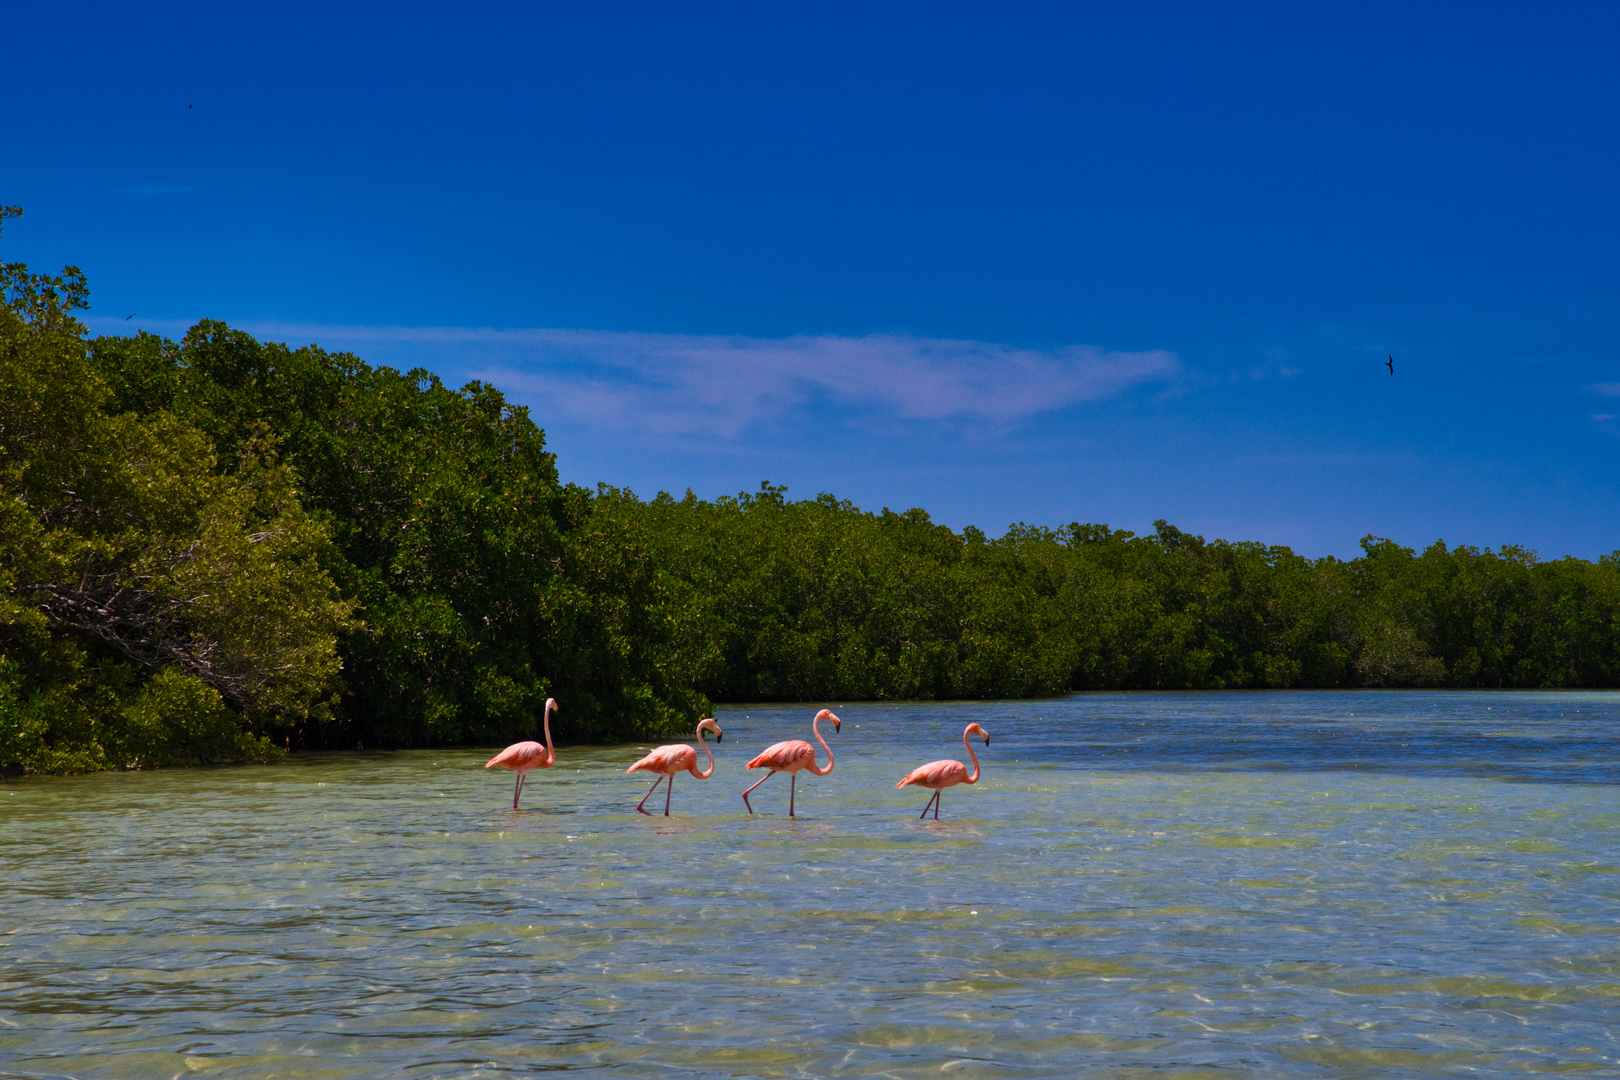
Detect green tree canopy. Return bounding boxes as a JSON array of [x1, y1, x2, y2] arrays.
[[89, 322, 708, 748], [0, 207, 353, 773], [7, 202, 1620, 776]]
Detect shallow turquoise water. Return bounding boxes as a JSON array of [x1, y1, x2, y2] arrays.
[[3, 691, 1619, 1078]]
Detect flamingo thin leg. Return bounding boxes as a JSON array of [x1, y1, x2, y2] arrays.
[[789, 773, 798, 817], [934, 790, 941, 819], [742, 770, 775, 814], [636, 775, 664, 815], [919, 791, 938, 819], [513, 772, 524, 810], [664, 773, 674, 816]]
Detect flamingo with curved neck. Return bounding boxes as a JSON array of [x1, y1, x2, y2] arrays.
[[625, 717, 724, 815], [896, 722, 989, 819], [484, 697, 558, 810], [742, 708, 840, 817]]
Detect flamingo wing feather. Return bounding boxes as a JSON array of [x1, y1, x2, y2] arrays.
[[486, 741, 547, 770], [897, 759, 969, 789], [746, 739, 813, 771], [627, 744, 695, 774]]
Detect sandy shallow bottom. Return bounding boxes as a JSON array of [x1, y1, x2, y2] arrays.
[[4, 690, 1619, 1078]]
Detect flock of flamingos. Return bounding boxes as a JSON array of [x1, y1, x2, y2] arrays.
[[485, 698, 991, 819]]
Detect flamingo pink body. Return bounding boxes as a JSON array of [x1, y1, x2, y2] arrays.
[[629, 743, 702, 775], [626, 718, 722, 815], [897, 722, 989, 819], [485, 698, 558, 809], [742, 708, 840, 816], [898, 758, 974, 790], [486, 741, 551, 771]]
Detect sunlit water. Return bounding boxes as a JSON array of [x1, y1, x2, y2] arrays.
[[4, 691, 1619, 1079]]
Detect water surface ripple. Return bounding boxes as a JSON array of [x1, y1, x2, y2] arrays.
[[4, 691, 1619, 1078]]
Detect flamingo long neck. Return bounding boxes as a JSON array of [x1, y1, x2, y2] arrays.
[[542, 702, 556, 766], [691, 725, 716, 779], [961, 727, 981, 784], [808, 713, 836, 776]]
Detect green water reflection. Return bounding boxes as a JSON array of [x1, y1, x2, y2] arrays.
[[3, 692, 1618, 1077]]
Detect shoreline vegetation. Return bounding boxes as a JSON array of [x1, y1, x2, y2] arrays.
[[5, 209, 1620, 775]]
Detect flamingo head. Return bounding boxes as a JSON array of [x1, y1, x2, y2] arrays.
[[816, 708, 841, 733], [545, 697, 559, 714], [698, 717, 723, 742], [967, 722, 990, 745]]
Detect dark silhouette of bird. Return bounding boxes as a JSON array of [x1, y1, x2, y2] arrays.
[[124, 313, 135, 320], [188, 104, 193, 109], [1386, 355, 1394, 375]]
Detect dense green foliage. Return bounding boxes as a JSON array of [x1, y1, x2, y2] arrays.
[[0, 208, 351, 773], [614, 489, 1620, 702], [5, 209, 1619, 774], [86, 323, 707, 749]]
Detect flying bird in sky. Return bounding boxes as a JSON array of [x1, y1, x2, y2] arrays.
[[1386, 355, 1394, 375], [124, 313, 135, 320]]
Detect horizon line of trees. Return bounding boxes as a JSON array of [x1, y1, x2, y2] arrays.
[[5, 207, 1619, 774]]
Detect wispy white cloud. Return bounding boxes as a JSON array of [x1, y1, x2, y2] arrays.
[[1589, 382, 1620, 397], [114, 321, 1179, 438]]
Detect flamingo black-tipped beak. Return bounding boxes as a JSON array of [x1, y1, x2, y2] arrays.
[[834, 721, 841, 732], [716, 732, 723, 742]]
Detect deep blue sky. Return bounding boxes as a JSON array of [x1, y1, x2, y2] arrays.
[[6, 2, 1620, 557]]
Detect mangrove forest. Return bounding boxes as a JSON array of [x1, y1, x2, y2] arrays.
[[4, 206, 1620, 774]]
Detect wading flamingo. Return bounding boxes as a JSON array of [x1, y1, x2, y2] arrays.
[[897, 722, 990, 819], [625, 717, 724, 815], [485, 698, 558, 809], [742, 708, 840, 817]]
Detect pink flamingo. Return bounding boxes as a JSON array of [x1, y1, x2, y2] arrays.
[[742, 708, 840, 817], [625, 717, 724, 815], [484, 698, 558, 809], [897, 722, 990, 819]]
